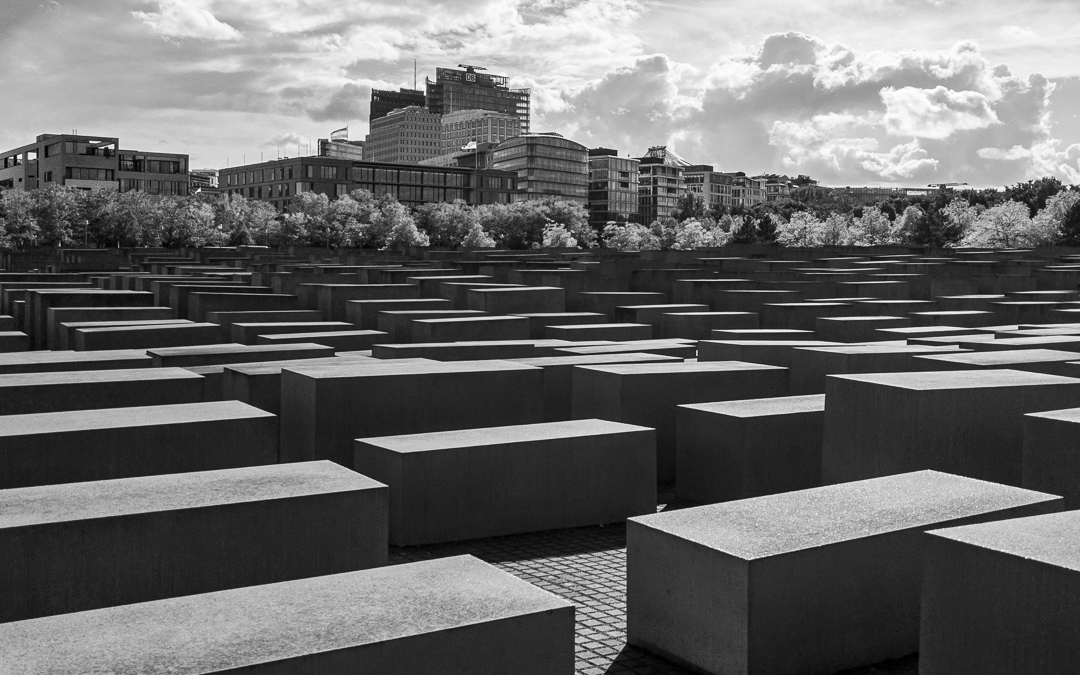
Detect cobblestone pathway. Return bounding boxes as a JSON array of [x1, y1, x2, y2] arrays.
[[389, 487, 919, 675]]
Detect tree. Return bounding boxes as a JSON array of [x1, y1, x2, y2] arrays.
[[0, 190, 41, 246], [957, 200, 1036, 248], [540, 224, 578, 248], [1005, 177, 1065, 217], [850, 206, 904, 246], [1059, 199, 1080, 246], [103, 190, 158, 246], [414, 200, 479, 248], [379, 201, 428, 251], [31, 184, 78, 245], [601, 221, 659, 250], [774, 211, 823, 247], [671, 192, 707, 222], [1029, 190, 1080, 246], [462, 222, 496, 248]]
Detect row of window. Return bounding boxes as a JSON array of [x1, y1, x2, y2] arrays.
[[119, 155, 185, 174], [66, 167, 114, 181], [119, 179, 188, 196]]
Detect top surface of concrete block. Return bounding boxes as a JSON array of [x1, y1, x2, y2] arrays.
[[579, 361, 785, 376], [285, 359, 539, 380], [919, 349, 1080, 366], [631, 470, 1059, 560], [148, 343, 327, 357], [831, 368, 1080, 391], [0, 461, 380, 528], [513, 353, 683, 367], [0, 400, 272, 437], [927, 510, 1080, 572], [0, 367, 200, 388], [359, 419, 651, 453], [0, 349, 148, 365], [0, 555, 571, 674], [681, 394, 825, 418], [1026, 406, 1080, 424]]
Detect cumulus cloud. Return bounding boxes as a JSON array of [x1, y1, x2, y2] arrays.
[[542, 33, 1080, 186], [133, 0, 242, 41]]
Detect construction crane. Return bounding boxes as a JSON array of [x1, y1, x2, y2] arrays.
[[928, 182, 969, 190]]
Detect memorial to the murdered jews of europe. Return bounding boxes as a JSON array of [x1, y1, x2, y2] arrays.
[[3, 242, 1080, 674]]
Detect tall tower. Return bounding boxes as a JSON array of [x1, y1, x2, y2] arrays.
[[426, 65, 531, 133]]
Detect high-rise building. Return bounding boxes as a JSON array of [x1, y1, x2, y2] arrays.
[[426, 66, 530, 133], [492, 133, 588, 205], [684, 165, 734, 210], [0, 133, 189, 196], [637, 146, 688, 224], [441, 109, 521, 154], [587, 148, 639, 227], [363, 106, 442, 164], [318, 138, 366, 161], [369, 88, 426, 121]]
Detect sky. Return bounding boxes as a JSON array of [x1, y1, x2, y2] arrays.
[[2, 0, 1080, 187]]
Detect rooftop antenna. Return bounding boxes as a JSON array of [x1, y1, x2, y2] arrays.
[[414, 59, 417, 90]]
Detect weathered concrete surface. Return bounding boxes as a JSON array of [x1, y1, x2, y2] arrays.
[[1022, 407, 1080, 510], [74, 322, 221, 351], [822, 369, 1080, 486], [628, 471, 1061, 675], [0, 349, 152, 374], [921, 511, 1080, 675], [148, 342, 335, 368], [280, 360, 545, 467], [660, 312, 758, 340], [572, 361, 788, 481], [47, 306, 176, 349], [355, 419, 655, 545], [0, 400, 278, 489], [230, 321, 354, 345], [0, 367, 204, 415], [676, 395, 825, 503], [0, 461, 388, 622], [0, 555, 575, 675]]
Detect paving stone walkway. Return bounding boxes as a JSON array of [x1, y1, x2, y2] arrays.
[[389, 487, 919, 675]]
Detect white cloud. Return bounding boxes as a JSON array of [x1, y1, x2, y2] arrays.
[[881, 86, 1000, 139], [978, 145, 1031, 160], [133, 0, 241, 41]]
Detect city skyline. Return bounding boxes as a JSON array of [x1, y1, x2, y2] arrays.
[[2, 0, 1079, 187]]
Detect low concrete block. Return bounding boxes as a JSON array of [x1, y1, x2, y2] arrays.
[[660, 312, 758, 340], [466, 286, 566, 314], [1022, 407, 1080, 509], [205, 309, 324, 341], [74, 322, 221, 351], [378, 309, 486, 342], [554, 341, 697, 359], [789, 344, 967, 394], [0, 331, 30, 352], [615, 304, 708, 339], [815, 315, 911, 343], [545, 322, 653, 342], [280, 360, 545, 467], [0, 349, 152, 374], [761, 302, 855, 330], [0, 400, 278, 489], [710, 328, 814, 341], [222, 355, 381, 414], [230, 321, 354, 345], [0, 555, 575, 675], [346, 298, 453, 329], [372, 340, 539, 361], [412, 315, 530, 342], [511, 353, 684, 421], [699, 340, 841, 370], [920, 511, 1080, 675], [355, 420, 656, 545], [822, 369, 1080, 486], [148, 342, 335, 367], [0, 461, 387, 623], [257, 330, 386, 351], [187, 292, 297, 322], [0, 367, 203, 415], [511, 312, 606, 339], [572, 362, 788, 481], [577, 291, 667, 320], [317, 283, 419, 321], [47, 306, 176, 349], [914, 348, 1080, 377], [676, 395, 825, 503], [628, 471, 1061, 675]]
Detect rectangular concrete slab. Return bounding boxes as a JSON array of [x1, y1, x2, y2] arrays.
[[628, 470, 1061, 675], [0, 349, 152, 374], [148, 342, 335, 367], [1022, 407, 1080, 509], [0, 367, 204, 415], [920, 511, 1080, 675], [572, 362, 788, 482], [280, 360, 545, 467], [0, 555, 575, 675], [230, 321, 354, 345], [355, 419, 656, 545], [676, 395, 825, 503], [822, 369, 1080, 486], [914, 348, 1080, 377], [47, 306, 176, 349], [74, 322, 222, 351], [789, 344, 968, 394], [0, 400, 278, 489], [0, 461, 387, 623]]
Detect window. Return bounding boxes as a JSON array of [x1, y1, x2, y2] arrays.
[[44, 144, 59, 158], [65, 167, 114, 181], [305, 165, 314, 179]]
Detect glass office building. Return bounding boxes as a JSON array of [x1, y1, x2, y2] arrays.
[[426, 66, 531, 133], [491, 133, 588, 205], [587, 148, 639, 226]]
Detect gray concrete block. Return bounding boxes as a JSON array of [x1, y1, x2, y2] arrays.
[[47, 306, 176, 349], [0, 400, 277, 489], [148, 342, 335, 367], [822, 369, 1080, 486], [0, 555, 574, 675], [412, 315, 530, 342], [915, 348, 1080, 377], [346, 298, 453, 329], [466, 286, 566, 314], [74, 322, 221, 351], [676, 395, 825, 503], [0, 349, 152, 374], [572, 362, 788, 482], [1022, 407, 1080, 509], [188, 293, 297, 322], [378, 309, 486, 342], [280, 360, 545, 467], [789, 344, 967, 394], [628, 471, 1061, 675], [230, 321, 354, 345], [660, 312, 758, 340], [920, 511, 1080, 675], [355, 420, 656, 545], [510, 312, 607, 339], [699, 340, 841, 370], [545, 322, 653, 342], [0, 367, 204, 415], [0, 461, 387, 623]]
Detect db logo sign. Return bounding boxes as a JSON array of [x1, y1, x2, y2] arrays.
[[466, 72, 476, 82]]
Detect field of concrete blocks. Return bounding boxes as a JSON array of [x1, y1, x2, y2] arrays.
[[1, 246, 1080, 674]]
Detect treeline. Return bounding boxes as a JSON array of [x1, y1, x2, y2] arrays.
[[600, 176, 1080, 250], [0, 185, 594, 251]]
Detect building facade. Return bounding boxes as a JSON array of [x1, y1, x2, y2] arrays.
[[363, 106, 442, 165], [420, 142, 499, 169], [684, 165, 734, 210], [219, 156, 516, 212], [764, 179, 792, 202], [441, 109, 521, 154], [318, 138, 366, 161], [369, 88, 426, 121], [426, 66, 531, 133], [491, 133, 588, 205], [587, 148, 639, 227], [0, 134, 189, 196]]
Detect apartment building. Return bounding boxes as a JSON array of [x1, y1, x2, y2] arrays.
[[587, 148, 639, 227]]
